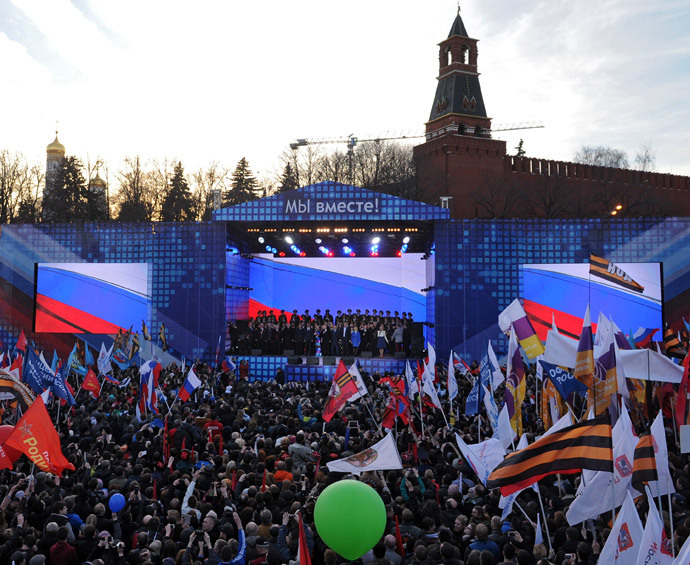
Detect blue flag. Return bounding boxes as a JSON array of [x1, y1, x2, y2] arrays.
[[84, 340, 95, 367], [479, 339, 496, 391], [52, 362, 76, 405], [538, 360, 588, 402], [23, 347, 53, 394], [111, 348, 132, 370], [50, 350, 59, 373], [67, 344, 87, 377], [465, 375, 484, 415]]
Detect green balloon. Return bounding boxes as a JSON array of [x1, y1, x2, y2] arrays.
[[314, 480, 386, 560]]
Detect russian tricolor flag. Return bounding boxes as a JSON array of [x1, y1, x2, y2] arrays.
[[178, 367, 201, 402]]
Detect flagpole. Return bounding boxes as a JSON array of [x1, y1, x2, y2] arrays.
[[668, 474, 675, 558], [166, 394, 179, 416], [535, 484, 553, 553], [477, 414, 481, 443]]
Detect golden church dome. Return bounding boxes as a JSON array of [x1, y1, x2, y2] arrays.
[[46, 134, 65, 155]]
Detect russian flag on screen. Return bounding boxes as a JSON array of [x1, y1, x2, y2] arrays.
[[178, 367, 201, 402]]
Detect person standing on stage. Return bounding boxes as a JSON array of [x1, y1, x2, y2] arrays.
[[376, 323, 388, 358]]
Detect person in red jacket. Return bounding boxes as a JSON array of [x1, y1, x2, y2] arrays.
[[50, 525, 79, 565]]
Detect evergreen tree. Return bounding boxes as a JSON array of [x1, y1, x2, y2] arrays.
[[42, 156, 90, 222], [160, 162, 194, 222], [224, 157, 259, 206], [277, 163, 298, 192]]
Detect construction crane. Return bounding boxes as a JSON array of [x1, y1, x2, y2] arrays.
[[289, 122, 544, 151], [289, 122, 544, 183]]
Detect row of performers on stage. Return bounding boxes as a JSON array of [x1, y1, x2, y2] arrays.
[[251, 307, 414, 328], [234, 318, 415, 357]]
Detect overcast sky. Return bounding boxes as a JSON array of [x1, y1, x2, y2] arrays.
[[2, 0, 689, 184]]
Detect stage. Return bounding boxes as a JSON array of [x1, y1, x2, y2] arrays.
[[234, 354, 418, 382]]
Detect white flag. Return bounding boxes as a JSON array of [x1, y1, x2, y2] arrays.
[[488, 340, 504, 388], [496, 404, 516, 451], [647, 411, 675, 498], [482, 384, 500, 436], [347, 363, 369, 403], [674, 534, 690, 565], [326, 431, 402, 475], [636, 487, 674, 565], [534, 512, 543, 547], [598, 491, 644, 565], [566, 406, 637, 525], [427, 342, 436, 368], [448, 350, 458, 401], [405, 361, 419, 398], [98, 342, 113, 376], [422, 363, 442, 409]]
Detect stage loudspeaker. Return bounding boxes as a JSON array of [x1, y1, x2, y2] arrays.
[[323, 356, 335, 366], [283, 349, 295, 356], [360, 351, 373, 358], [251, 349, 263, 356], [307, 357, 320, 365], [288, 357, 302, 365], [394, 352, 406, 359], [341, 357, 354, 366], [410, 322, 424, 337]]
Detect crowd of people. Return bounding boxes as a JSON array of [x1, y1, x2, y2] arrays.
[[0, 358, 688, 565], [233, 309, 419, 358]]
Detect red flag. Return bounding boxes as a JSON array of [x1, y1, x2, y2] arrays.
[[10, 354, 23, 379], [298, 512, 312, 565], [15, 330, 27, 353], [163, 418, 170, 462], [261, 468, 267, 493], [4, 396, 75, 475], [394, 516, 405, 557], [152, 478, 157, 500], [322, 361, 359, 422], [231, 469, 237, 491], [676, 353, 690, 428], [82, 369, 100, 399]]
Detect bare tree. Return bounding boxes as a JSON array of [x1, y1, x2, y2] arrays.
[[0, 150, 34, 223], [191, 162, 229, 220], [114, 156, 158, 222], [573, 145, 630, 169], [527, 175, 572, 219], [633, 144, 656, 172], [472, 172, 527, 218]]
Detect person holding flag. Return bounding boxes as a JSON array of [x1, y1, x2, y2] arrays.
[[178, 366, 202, 403], [322, 360, 359, 422]]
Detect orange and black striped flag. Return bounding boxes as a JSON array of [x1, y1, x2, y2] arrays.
[[486, 415, 613, 496], [664, 326, 685, 359], [589, 254, 644, 293], [631, 432, 657, 493]]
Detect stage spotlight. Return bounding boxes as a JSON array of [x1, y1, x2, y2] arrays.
[[265, 245, 272, 252], [290, 244, 302, 255], [315, 238, 322, 244], [279, 251, 285, 257], [343, 246, 353, 255], [400, 243, 408, 254], [285, 236, 294, 244], [402, 236, 410, 244], [342, 238, 349, 244], [349, 252, 356, 257], [258, 236, 265, 244], [371, 236, 381, 245], [370, 243, 379, 257], [300, 251, 306, 257], [319, 246, 330, 256], [271, 247, 277, 254]]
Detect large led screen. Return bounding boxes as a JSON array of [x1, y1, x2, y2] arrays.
[[249, 254, 426, 322], [35, 263, 149, 334], [523, 261, 663, 341]]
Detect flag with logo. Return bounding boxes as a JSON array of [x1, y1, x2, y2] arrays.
[[589, 254, 644, 293], [4, 396, 75, 475], [51, 361, 76, 406], [574, 305, 595, 381], [22, 346, 52, 395], [455, 434, 506, 485], [498, 298, 545, 359], [82, 369, 101, 399], [482, 384, 500, 436], [347, 363, 369, 403], [539, 360, 588, 403], [505, 330, 526, 437], [159, 323, 168, 351], [178, 367, 201, 402], [421, 362, 442, 409], [465, 374, 484, 416], [326, 431, 403, 474], [0, 369, 36, 411], [97, 342, 113, 377], [637, 487, 674, 565], [566, 406, 637, 525], [597, 491, 643, 565], [448, 350, 458, 402], [67, 343, 87, 376], [404, 361, 419, 398], [322, 360, 359, 423], [487, 415, 613, 496]]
